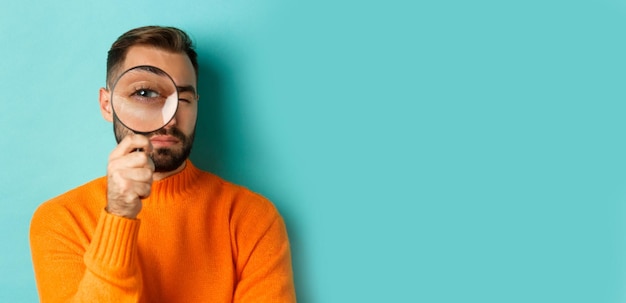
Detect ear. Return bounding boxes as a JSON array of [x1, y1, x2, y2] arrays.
[[99, 87, 113, 122]]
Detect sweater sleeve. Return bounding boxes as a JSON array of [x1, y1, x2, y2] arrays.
[[231, 193, 297, 303], [30, 205, 143, 303]]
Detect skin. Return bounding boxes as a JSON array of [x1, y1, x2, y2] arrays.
[[98, 45, 198, 218]]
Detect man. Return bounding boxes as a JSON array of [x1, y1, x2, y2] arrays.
[[30, 26, 296, 302]]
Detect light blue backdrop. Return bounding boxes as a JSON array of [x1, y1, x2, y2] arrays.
[[2, 0, 626, 302]]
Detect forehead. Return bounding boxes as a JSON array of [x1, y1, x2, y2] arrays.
[[121, 45, 196, 87]]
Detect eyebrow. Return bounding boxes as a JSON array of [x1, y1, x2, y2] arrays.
[[177, 85, 197, 96], [135, 65, 167, 76], [132, 66, 196, 96]]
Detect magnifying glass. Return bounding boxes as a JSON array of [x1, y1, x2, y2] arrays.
[[110, 65, 178, 134]]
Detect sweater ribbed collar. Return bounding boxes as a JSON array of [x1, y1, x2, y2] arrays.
[[149, 160, 204, 201]]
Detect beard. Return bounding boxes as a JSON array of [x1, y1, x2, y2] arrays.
[[113, 116, 195, 172]]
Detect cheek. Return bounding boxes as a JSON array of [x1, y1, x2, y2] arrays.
[[177, 105, 198, 132]]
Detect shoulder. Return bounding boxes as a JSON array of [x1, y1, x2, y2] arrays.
[[192, 168, 281, 224], [38, 177, 107, 209], [31, 177, 106, 230]]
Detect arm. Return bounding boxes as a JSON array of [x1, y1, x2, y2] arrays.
[[231, 195, 297, 302], [30, 207, 143, 303], [30, 135, 153, 302]]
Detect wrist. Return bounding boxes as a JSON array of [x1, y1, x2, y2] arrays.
[[105, 205, 140, 219]]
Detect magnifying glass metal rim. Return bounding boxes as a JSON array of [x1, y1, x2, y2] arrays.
[[110, 64, 179, 134]]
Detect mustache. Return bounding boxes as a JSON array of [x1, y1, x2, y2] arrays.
[[149, 127, 187, 142]]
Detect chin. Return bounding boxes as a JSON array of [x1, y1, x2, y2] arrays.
[[151, 147, 188, 173]]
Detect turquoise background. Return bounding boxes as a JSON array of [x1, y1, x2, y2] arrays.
[[2, 0, 626, 302]]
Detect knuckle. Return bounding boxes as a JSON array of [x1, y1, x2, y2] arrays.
[[136, 152, 149, 162], [133, 134, 148, 144], [115, 179, 131, 193], [143, 184, 152, 196], [141, 168, 154, 180]]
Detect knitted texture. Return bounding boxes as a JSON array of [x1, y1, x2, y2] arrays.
[[30, 161, 296, 302]]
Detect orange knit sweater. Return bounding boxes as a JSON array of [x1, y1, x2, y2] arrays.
[[30, 161, 296, 302]]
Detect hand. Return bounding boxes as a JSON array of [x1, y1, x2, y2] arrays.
[[105, 134, 155, 219]]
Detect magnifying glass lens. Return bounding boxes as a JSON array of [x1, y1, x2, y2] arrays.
[[111, 66, 178, 133]]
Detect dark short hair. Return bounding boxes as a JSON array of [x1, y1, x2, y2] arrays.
[[106, 26, 198, 87]]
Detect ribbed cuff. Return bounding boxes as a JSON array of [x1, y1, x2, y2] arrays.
[[84, 209, 141, 279]]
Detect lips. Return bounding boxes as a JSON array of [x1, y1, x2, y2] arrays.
[[150, 135, 180, 147]]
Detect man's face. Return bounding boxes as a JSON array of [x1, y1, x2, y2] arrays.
[[111, 45, 198, 172]]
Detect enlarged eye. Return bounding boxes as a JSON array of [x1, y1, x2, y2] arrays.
[[135, 89, 160, 98]]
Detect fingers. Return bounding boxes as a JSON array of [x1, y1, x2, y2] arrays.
[[106, 134, 155, 218], [108, 151, 154, 172], [109, 165, 153, 188], [109, 134, 153, 161], [107, 168, 152, 201]]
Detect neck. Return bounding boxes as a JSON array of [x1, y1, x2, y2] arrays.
[[153, 161, 187, 181]]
